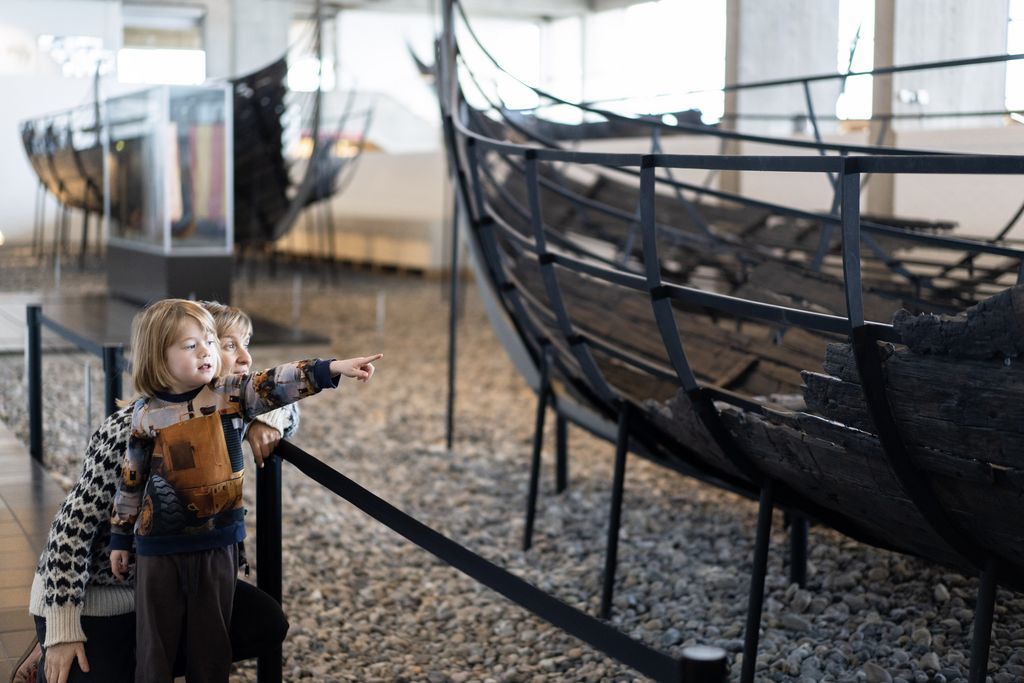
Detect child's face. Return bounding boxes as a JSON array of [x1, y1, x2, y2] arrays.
[[164, 319, 217, 393], [218, 326, 252, 375]]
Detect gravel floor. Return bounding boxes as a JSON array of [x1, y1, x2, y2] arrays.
[[1, 254, 1022, 682]]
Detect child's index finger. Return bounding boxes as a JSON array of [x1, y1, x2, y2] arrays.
[[366, 353, 383, 362]]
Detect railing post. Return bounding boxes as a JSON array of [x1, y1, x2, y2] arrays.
[[600, 404, 631, 620], [102, 344, 123, 417], [788, 513, 808, 587], [554, 414, 568, 493], [256, 454, 283, 683], [680, 645, 728, 682], [26, 305, 43, 462], [523, 344, 551, 551]]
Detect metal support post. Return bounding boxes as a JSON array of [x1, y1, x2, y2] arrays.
[[788, 513, 808, 587], [79, 209, 90, 269], [680, 645, 728, 682], [523, 346, 551, 551], [256, 455, 284, 683], [26, 305, 43, 462], [600, 405, 630, 620], [555, 414, 568, 493], [83, 361, 92, 437], [968, 559, 997, 683], [445, 195, 461, 450], [741, 479, 775, 683], [102, 344, 123, 417]]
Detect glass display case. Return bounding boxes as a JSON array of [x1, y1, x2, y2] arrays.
[[104, 83, 234, 303], [106, 83, 232, 252]]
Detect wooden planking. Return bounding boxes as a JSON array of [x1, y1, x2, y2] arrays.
[[804, 342, 1024, 467]]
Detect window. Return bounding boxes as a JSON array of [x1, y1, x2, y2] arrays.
[[38, 35, 111, 78], [117, 4, 206, 85], [836, 0, 874, 120], [583, 0, 726, 123], [1008, 0, 1024, 110]]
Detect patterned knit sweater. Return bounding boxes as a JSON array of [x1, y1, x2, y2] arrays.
[[29, 401, 299, 647]]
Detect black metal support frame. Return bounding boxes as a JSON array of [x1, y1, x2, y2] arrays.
[[523, 344, 551, 551], [600, 404, 631, 619]]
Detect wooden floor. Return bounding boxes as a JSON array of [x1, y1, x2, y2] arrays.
[[0, 422, 67, 681]]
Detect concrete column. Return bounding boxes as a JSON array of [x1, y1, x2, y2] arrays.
[[202, 1, 231, 79], [720, 0, 741, 195], [731, 0, 841, 137], [230, 0, 292, 77], [867, 0, 895, 217], [892, 0, 1009, 126]]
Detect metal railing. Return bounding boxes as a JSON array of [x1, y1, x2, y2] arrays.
[[24, 304, 124, 462], [21, 308, 728, 682]]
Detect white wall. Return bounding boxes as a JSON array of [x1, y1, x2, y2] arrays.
[[0, 0, 121, 247], [276, 149, 449, 270], [893, 0, 1009, 126], [894, 125, 1024, 238]]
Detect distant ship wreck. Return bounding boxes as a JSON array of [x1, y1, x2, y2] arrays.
[[20, 35, 371, 261]]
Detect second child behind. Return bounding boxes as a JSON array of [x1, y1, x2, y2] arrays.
[[109, 299, 381, 683]]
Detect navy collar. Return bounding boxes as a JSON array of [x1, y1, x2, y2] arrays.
[[154, 385, 205, 403]]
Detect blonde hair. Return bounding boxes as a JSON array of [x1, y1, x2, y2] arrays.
[[200, 300, 253, 341], [130, 299, 220, 398]]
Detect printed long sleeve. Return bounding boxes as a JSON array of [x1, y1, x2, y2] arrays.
[[224, 358, 337, 420], [109, 433, 154, 551]]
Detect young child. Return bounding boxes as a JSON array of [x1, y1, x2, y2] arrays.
[[109, 299, 380, 682]]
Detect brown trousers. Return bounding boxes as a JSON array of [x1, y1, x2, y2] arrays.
[[134, 546, 237, 683]]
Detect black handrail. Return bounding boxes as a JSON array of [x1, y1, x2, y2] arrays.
[[19, 308, 724, 681], [25, 304, 124, 462], [260, 440, 728, 682]]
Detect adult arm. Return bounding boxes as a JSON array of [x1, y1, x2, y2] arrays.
[[247, 403, 299, 467], [37, 408, 132, 648]]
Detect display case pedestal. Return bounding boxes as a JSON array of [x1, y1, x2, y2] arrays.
[[108, 244, 232, 305]]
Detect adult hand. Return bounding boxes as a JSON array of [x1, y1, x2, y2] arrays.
[[246, 420, 282, 468], [330, 354, 383, 382], [110, 549, 130, 580], [44, 641, 89, 683]]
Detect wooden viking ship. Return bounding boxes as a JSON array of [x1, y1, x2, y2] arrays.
[[439, 1, 1024, 678]]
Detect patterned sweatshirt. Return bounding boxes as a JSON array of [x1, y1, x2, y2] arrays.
[[111, 359, 334, 556], [30, 394, 301, 646]]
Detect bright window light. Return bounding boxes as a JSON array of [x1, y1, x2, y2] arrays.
[[1007, 0, 1024, 110], [582, 0, 726, 124], [287, 56, 336, 92], [39, 35, 111, 78], [836, 0, 874, 120], [117, 48, 205, 85]]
